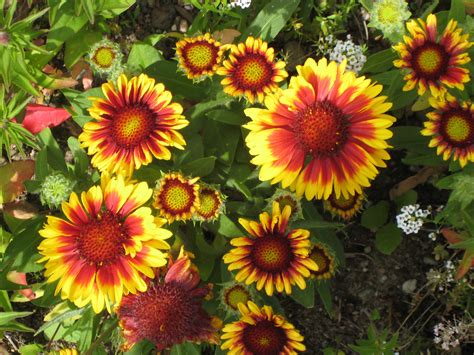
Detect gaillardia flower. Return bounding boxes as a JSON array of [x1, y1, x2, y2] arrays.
[[194, 185, 225, 222], [153, 172, 200, 222], [309, 242, 336, 280], [220, 282, 254, 315], [244, 58, 394, 200], [324, 191, 365, 220], [369, 0, 411, 42], [393, 14, 472, 97], [223, 202, 317, 296], [117, 249, 220, 351], [217, 36, 288, 103], [176, 33, 224, 79], [421, 94, 474, 167], [79, 74, 188, 175], [221, 301, 306, 354], [38, 174, 171, 313], [266, 189, 303, 221], [88, 39, 123, 78]]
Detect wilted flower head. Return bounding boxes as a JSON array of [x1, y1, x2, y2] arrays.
[[370, 0, 411, 42], [433, 317, 471, 351], [40, 173, 75, 209]]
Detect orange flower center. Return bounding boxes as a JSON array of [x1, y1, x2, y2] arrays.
[[158, 178, 196, 215], [310, 246, 330, 275], [92, 46, 116, 68], [251, 235, 292, 272], [293, 100, 348, 156], [112, 105, 155, 147], [183, 41, 218, 72], [77, 211, 127, 264], [196, 188, 221, 220], [242, 320, 286, 354], [328, 193, 358, 211], [224, 285, 251, 310], [233, 54, 273, 90], [440, 109, 474, 147], [412, 42, 448, 80]]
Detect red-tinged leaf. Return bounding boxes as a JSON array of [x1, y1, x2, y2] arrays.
[[22, 104, 71, 134], [3, 201, 38, 220], [455, 251, 474, 280], [0, 160, 35, 204], [7, 271, 36, 300], [71, 60, 94, 90], [440, 228, 463, 244]]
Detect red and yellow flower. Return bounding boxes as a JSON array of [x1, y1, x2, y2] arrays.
[[221, 283, 253, 313], [117, 248, 221, 351], [421, 94, 474, 167], [79, 74, 188, 175], [217, 36, 288, 103], [223, 202, 317, 296], [194, 185, 224, 222], [309, 242, 336, 280], [244, 58, 394, 200], [221, 301, 306, 354], [38, 174, 171, 313], [324, 191, 365, 220], [176, 33, 224, 79], [153, 172, 200, 222], [393, 14, 472, 97]]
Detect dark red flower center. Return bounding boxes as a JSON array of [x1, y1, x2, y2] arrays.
[[111, 105, 156, 147], [411, 42, 449, 80], [223, 285, 251, 311], [439, 108, 474, 147], [232, 53, 273, 91], [77, 211, 127, 264], [119, 281, 213, 350], [293, 100, 348, 156], [328, 193, 358, 211], [157, 178, 196, 215], [251, 235, 293, 273], [310, 246, 331, 276], [182, 41, 219, 73], [242, 319, 287, 355]]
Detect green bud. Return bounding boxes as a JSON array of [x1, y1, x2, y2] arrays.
[[40, 173, 75, 209]]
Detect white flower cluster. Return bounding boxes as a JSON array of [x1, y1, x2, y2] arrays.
[[229, 0, 251, 9], [325, 35, 367, 74], [396, 204, 430, 234], [433, 318, 470, 351], [426, 260, 458, 292]]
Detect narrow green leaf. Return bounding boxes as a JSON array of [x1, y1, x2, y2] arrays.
[[362, 49, 397, 74], [0, 311, 32, 326], [449, 0, 465, 23], [316, 281, 333, 315], [81, 0, 95, 23]]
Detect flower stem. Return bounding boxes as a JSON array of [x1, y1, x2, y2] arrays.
[[84, 318, 119, 355]]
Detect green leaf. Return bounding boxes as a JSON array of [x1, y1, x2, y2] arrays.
[[290, 280, 315, 308], [127, 42, 163, 71], [241, 0, 301, 41], [362, 49, 397, 74], [316, 281, 333, 315], [375, 223, 403, 255], [171, 342, 201, 355], [67, 137, 89, 177], [180, 157, 216, 177], [0, 290, 12, 312], [0, 319, 35, 332], [37, 128, 68, 173], [19, 344, 44, 355], [81, 0, 95, 24], [361, 201, 389, 230], [207, 109, 247, 126], [394, 190, 418, 209], [449, 0, 465, 23], [292, 220, 344, 230], [64, 29, 102, 68], [35, 307, 87, 335], [145, 61, 210, 101], [217, 215, 242, 238], [389, 126, 431, 152], [0, 311, 32, 326]]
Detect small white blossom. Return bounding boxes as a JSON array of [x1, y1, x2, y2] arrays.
[[428, 232, 437, 241], [433, 318, 470, 351], [396, 204, 430, 234], [229, 0, 251, 9], [328, 35, 366, 74]]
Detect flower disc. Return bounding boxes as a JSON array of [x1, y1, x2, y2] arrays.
[[92, 46, 116, 69], [221, 301, 306, 354], [38, 174, 171, 313], [176, 33, 224, 79], [194, 186, 224, 222], [217, 36, 288, 103], [153, 173, 200, 222], [223, 284, 252, 311], [324, 191, 365, 220], [421, 94, 474, 167], [117, 250, 220, 350], [244, 57, 395, 200], [309, 243, 336, 280], [79, 74, 188, 175], [393, 14, 472, 97], [223, 202, 317, 296]]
